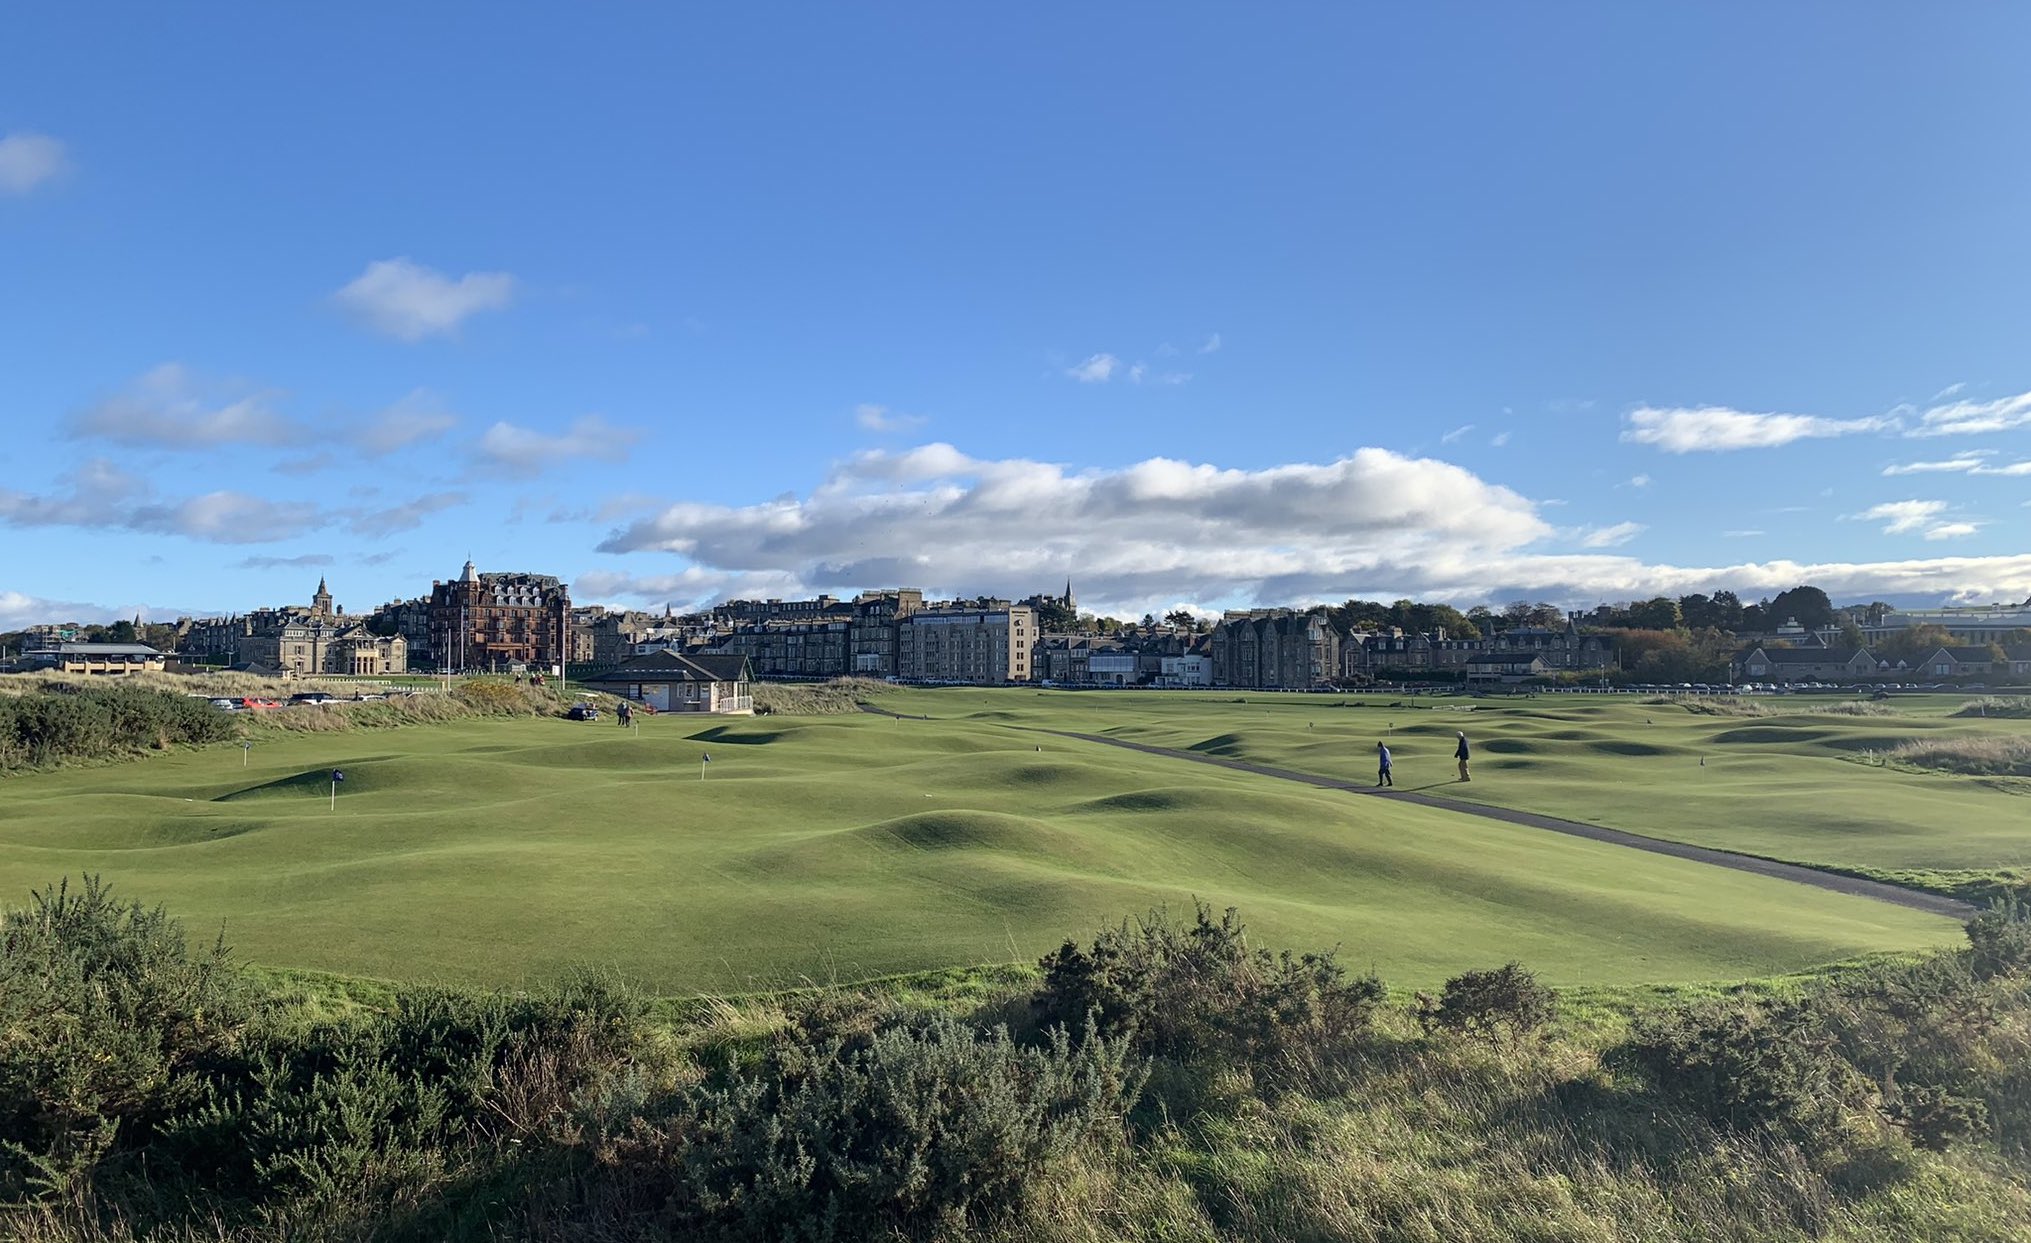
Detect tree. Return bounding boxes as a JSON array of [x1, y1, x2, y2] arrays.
[[1162, 610, 1199, 632], [1875, 624, 1953, 664], [1626, 597, 1683, 631], [1766, 586, 1835, 631], [1710, 590, 1745, 631]]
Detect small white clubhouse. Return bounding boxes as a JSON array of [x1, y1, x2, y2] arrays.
[[582, 651, 755, 714]]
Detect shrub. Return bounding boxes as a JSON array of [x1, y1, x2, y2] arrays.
[[595, 1016, 1140, 1241], [0, 876, 249, 1204], [1616, 999, 1859, 1151], [1884, 1084, 1989, 1152], [1414, 962, 1558, 1040], [1966, 900, 2031, 981], [0, 685, 237, 772], [1033, 904, 1385, 1078]]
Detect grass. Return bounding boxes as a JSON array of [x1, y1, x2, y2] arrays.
[[867, 687, 2031, 888], [0, 705, 1962, 994]]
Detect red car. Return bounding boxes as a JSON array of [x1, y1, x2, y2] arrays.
[[239, 697, 283, 710]]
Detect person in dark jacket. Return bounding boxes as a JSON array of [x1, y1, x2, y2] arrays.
[[1376, 741, 1393, 787], [1455, 731, 1471, 782]]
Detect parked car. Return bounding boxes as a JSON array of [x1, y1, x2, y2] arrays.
[[289, 692, 337, 706], [208, 697, 244, 711], [240, 697, 283, 710], [566, 703, 601, 721]]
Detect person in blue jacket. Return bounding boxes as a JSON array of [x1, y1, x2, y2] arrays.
[[1376, 741, 1393, 787]]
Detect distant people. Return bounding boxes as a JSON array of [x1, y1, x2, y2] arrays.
[[617, 700, 632, 727], [1455, 731, 1471, 782], [1376, 741, 1393, 788]]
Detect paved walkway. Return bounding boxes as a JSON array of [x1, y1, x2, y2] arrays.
[[1037, 728, 1974, 919]]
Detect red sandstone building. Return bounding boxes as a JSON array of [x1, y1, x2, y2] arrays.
[[426, 560, 572, 673]]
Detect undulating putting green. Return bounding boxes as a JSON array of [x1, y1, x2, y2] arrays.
[[0, 701, 1963, 992], [875, 687, 2031, 884]]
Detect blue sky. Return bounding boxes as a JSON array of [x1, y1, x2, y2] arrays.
[[5, 5, 2030, 627]]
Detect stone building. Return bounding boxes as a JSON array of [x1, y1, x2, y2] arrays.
[[897, 601, 1036, 683], [427, 561, 571, 672], [1210, 609, 1344, 689], [233, 579, 408, 676]]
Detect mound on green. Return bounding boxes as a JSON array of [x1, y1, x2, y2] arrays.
[[0, 710, 1959, 993]]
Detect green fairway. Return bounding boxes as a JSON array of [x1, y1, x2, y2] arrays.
[[0, 706, 1960, 992], [874, 687, 2031, 882]]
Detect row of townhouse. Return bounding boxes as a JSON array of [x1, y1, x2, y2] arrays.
[[1207, 611, 1617, 689], [1735, 644, 2031, 683]]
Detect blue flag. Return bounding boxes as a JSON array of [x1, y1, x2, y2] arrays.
[[702, 753, 711, 764]]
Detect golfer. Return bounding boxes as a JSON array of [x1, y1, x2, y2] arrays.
[[1376, 741, 1393, 788], [1455, 731, 1471, 782]]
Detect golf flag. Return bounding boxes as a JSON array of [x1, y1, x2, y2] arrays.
[[702, 753, 711, 764]]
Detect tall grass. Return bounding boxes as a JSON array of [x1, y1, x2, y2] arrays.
[[751, 677, 888, 715], [1886, 735, 2031, 778]]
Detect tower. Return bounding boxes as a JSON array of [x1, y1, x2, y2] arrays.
[[1064, 578, 1076, 612], [312, 578, 334, 619]]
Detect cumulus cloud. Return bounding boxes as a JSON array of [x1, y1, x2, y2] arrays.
[[1579, 521, 1645, 549], [578, 442, 2031, 616], [1924, 522, 1980, 541], [1065, 354, 1118, 383], [854, 403, 927, 433], [334, 257, 515, 342], [472, 414, 641, 476], [0, 131, 67, 195], [0, 458, 325, 544], [1905, 389, 2031, 437], [1623, 404, 1895, 452], [67, 364, 302, 448]]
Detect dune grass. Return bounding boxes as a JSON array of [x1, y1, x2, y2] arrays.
[[0, 707, 1959, 993]]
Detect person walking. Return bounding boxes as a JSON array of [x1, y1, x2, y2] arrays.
[[1454, 730, 1471, 782], [1376, 741, 1393, 787]]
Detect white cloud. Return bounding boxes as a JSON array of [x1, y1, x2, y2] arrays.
[[579, 441, 2031, 615], [0, 458, 326, 544], [1883, 452, 1990, 476], [1199, 333, 1222, 354], [1490, 431, 1511, 447], [1623, 404, 1895, 452], [67, 364, 302, 447], [333, 257, 516, 342], [1722, 530, 1765, 538], [1906, 389, 2031, 437], [1065, 354, 1118, 383], [1441, 424, 1475, 444], [854, 403, 928, 433], [473, 414, 641, 476], [1626, 474, 1651, 488], [1856, 499, 1959, 538], [1128, 363, 1147, 385], [1924, 522, 1980, 541], [0, 131, 67, 195], [1931, 382, 1966, 402], [1579, 521, 1645, 549]]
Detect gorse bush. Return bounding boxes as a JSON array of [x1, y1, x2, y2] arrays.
[[0, 685, 236, 772], [1616, 999, 1859, 1152], [0, 876, 249, 1204], [1033, 904, 1385, 1080], [7, 881, 2031, 1242], [1414, 962, 1558, 1040], [591, 1016, 1141, 1241]]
